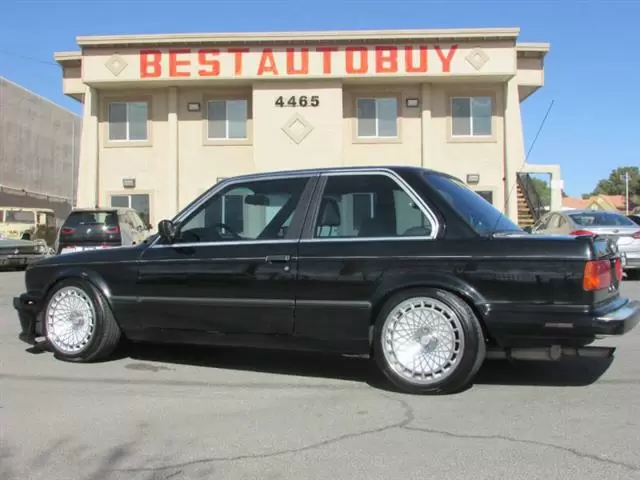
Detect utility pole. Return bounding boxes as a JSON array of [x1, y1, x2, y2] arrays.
[[620, 171, 630, 215]]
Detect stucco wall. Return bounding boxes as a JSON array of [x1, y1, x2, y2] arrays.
[[0, 77, 81, 212]]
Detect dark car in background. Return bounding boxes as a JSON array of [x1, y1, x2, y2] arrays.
[[57, 207, 152, 255]]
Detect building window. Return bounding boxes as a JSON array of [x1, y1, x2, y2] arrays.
[[451, 97, 492, 136], [207, 99, 248, 140], [110, 194, 150, 225], [475, 190, 493, 205], [356, 97, 398, 138], [108, 102, 149, 141]]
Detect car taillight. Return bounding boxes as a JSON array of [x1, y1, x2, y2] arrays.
[[104, 225, 120, 234], [571, 230, 594, 236], [60, 227, 75, 235], [583, 259, 612, 291], [614, 257, 623, 282]]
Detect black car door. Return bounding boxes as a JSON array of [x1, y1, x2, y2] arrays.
[[294, 170, 439, 351], [134, 174, 317, 336]]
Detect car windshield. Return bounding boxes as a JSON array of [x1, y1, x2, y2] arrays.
[[569, 211, 637, 227], [424, 172, 521, 235], [64, 211, 118, 227], [5, 210, 34, 224]]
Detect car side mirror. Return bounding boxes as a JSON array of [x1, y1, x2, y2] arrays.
[[158, 220, 178, 243], [146, 223, 153, 230], [522, 226, 533, 233]]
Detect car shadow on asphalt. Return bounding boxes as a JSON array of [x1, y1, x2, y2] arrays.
[[115, 342, 614, 394]]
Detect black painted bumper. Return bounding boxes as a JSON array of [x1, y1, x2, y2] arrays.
[[13, 293, 44, 345], [590, 299, 640, 335]]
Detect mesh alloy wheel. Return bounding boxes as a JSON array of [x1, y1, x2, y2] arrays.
[[45, 286, 97, 355], [380, 296, 464, 385]]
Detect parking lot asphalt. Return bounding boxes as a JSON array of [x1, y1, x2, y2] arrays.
[[1, 271, 640, 480]]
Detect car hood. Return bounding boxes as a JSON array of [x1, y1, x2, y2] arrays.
[[0, 238, 40, 248]]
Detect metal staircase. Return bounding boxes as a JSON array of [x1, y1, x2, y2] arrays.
[[516, 173, 545, 228]]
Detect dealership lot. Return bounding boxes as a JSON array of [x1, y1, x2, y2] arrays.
[[1, 271, 639, 480]]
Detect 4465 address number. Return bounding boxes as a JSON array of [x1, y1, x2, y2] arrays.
[[275, 95, 320, 108]]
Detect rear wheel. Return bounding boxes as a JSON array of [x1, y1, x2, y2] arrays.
[[372, 288, 486, 395], [43, 278, 121, 362]]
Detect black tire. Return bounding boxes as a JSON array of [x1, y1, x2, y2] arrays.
[[43, 278, 122, 363], [372, 287, 486, 395]]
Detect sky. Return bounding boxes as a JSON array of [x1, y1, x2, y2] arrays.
[[1, 0, 638, 197]]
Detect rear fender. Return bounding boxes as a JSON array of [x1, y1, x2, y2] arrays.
[[370, 272, 489, 320]]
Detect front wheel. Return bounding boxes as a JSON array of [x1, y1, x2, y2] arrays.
[[43, 278, 122, 362], [372, 288, 486, 395]]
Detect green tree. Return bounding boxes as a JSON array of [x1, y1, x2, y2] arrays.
[[589, 166, 640, 207], [531, 177, 551, 206]]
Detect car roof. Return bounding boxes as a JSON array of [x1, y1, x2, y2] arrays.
[[68, 207, 138, 214], [564, 209, 626, 215], [0, 206, 55, 212], [217, 165, 460, 183]]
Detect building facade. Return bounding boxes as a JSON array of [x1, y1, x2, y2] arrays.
[[54, 27, 563, 227], [0, 76, 81, 220]]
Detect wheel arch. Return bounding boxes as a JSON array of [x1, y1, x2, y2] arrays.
[[42, 267, 114, 307], [367, 275, 492, 349]]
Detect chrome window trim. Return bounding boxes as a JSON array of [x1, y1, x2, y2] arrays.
[[308, 169, 440, 242], [149, 167, 440, 249], [151, 239, 298, 249], [149, 172, 316, 249]]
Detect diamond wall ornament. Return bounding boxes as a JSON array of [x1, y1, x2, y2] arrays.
[[105, 54, 128, 76], [282, 113, 314, 144], [465, 48, 490, 71]]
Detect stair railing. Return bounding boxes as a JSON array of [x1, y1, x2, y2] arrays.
[[516, 172, 545, 222]]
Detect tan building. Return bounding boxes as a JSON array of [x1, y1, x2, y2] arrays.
[[54, 27, 563, 227]]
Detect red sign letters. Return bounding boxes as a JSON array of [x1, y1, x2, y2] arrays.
[[138, 45, 459, 79]]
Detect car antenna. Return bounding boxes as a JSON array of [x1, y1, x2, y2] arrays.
[[490, 99, 555, 234]]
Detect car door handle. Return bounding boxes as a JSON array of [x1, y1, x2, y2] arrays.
[[265, 255, 291, 263]]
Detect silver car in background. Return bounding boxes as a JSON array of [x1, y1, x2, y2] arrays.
[[530, 209, 640, 278]]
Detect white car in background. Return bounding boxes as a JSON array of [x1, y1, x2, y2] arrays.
[[530, 209, 640, 279]]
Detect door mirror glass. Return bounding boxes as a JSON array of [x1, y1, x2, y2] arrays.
[[158, 220, 178, 243]]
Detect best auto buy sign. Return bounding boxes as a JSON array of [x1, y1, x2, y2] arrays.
[[136, 45, 460, 79]]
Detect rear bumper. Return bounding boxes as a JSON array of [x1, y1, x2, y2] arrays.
[[13, 292, 44, 345], [590, 299, 640, 335], [620, 252, 640, 270]]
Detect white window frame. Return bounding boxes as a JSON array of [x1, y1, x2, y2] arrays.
[[206, 99, 248, 140], [107, 101, 149, 141], [356, 97, 399, 138], [451, 96, 493, 137], [110, 193, 151, 225]]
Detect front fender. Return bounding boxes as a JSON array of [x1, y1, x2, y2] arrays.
[[43, 266, 113, 303]]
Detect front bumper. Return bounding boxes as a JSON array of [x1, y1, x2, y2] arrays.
[[590, 298, 640, 335], [13, 292, 44, 345], [1, 253, 48, 268]]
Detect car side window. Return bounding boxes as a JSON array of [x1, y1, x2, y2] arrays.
[[313, 174, 434, 239], [175, 176, 309, 244]]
